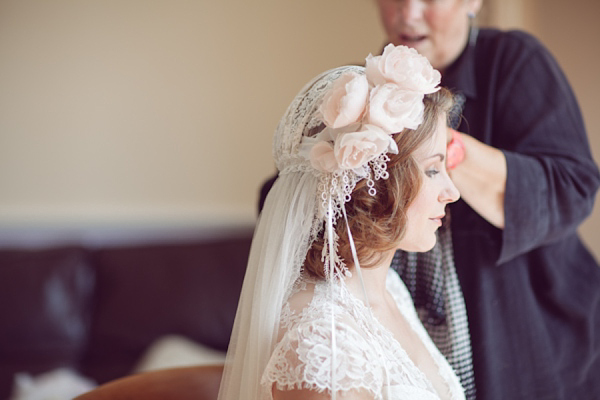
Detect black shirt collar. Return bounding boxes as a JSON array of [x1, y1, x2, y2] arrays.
[[441, 27, 478, 100]]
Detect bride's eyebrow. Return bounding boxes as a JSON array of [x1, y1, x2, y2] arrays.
[[422, 153, 445, 162]]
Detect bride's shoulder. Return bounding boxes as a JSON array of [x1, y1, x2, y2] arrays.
[[279, 277, 365, 336], [285, 278, 320, 314]]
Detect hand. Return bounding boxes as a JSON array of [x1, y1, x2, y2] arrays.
[[446, 128, 465, 170], [446, 132, 507, 229]]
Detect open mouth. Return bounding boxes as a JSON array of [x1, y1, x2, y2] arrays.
[[400, 34, 427, 44]]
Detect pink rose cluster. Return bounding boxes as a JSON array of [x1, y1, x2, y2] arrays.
[[309, 44, 441, 173]]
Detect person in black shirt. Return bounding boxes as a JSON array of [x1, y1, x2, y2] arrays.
[[260, 0, 600, 398]]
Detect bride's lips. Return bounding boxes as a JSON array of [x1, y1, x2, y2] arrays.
[[430, 214, 445, 226]]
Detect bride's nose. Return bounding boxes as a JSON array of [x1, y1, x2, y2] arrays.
[[440, 176, 460, 204]]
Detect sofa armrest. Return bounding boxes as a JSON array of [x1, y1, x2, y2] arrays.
[[74, 365, 224, 400]]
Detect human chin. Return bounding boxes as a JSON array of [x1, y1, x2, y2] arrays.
[[415, 234, 437, 252], [398, 233, 437, 253]]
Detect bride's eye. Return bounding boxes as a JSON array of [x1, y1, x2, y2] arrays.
[[425, 168, 439, 178]]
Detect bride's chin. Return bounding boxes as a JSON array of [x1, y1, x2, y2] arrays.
[[399, 237, 437, 253], [418, 240, 436, 253]]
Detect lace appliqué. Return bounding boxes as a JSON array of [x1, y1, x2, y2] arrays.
[[265, 317, 381, 396], [261, 272, 465, 400], [274, 66, 392, 282]]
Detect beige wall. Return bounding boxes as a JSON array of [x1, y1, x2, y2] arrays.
[[0, 1, 598, 257], [0, 0, 384, 229], [535, 0, 600, 258]]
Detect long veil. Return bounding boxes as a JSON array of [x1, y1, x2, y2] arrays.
[[218, 66, 361, 400]]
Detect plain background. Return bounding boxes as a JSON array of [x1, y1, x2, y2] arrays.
[[0, 0, 598, 258]]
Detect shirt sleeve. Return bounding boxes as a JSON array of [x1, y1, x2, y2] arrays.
[[261, 317, 380, 397], [492, 33, 600, 264]]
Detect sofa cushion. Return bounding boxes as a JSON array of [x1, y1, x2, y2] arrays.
[[0, 246, 94, 399], [81, 234, 251, 383]]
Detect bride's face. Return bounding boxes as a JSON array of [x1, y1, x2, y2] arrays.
[[397, 114, 459, 252]]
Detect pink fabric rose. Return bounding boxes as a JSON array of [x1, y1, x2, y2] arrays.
[[309, 141, 339, 173], [334, 124, 398, 170], [365, 44, 441, 94], [320, 72, 369, 128], [368, 83, 424, 133]]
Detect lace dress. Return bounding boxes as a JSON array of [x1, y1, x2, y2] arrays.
[[261, 269, 465, 400]]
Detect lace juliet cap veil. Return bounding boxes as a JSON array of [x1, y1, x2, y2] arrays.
[[218, 46, 442, 400]]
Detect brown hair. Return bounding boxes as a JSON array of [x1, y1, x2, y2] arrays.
[[304, 88, 454, 278]]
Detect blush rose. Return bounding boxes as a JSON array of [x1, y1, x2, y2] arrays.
[[320, 72, 369, 129], [334, 124, 398, 170], [365, 44, 441, 94], [309, 141, 338, 173], [368, 83, 424, 133]]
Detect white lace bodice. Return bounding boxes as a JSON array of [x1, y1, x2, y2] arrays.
[[261, 269, 465, 400]]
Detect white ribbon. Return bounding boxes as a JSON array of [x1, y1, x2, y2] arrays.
[[327, 197, 337, 400], [340, 199, 370, 309]]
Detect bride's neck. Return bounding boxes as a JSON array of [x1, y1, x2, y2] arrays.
[[344, 249, 396, 307]]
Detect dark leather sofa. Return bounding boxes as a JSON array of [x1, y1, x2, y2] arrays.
[[0, 226, 253, 399]]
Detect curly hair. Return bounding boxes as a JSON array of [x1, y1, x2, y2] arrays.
[[304, 88, 454, 278]]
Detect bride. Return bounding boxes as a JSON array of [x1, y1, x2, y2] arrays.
[[218, 45, 464, 400]]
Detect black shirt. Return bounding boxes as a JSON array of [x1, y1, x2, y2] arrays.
[[445, 28, 600, 399]]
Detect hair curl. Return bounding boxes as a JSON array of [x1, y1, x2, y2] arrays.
[[304, 88, 454, 278]]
